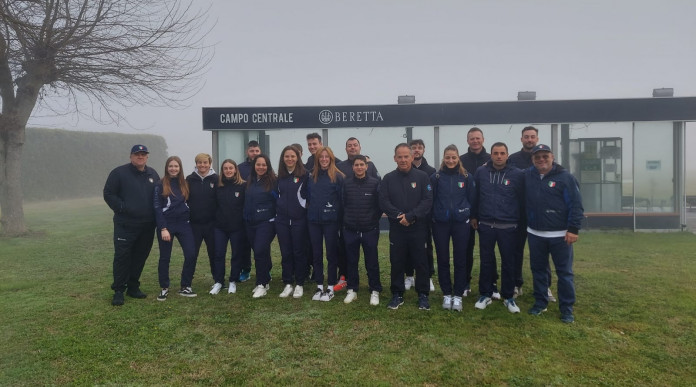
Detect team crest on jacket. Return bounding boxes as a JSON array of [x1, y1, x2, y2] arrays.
[[234, 192, 240, 197], [411, 182, 417, 188], [210, 183, 214, 189], [503, 179, 510, 186], [458, 182, 465, 188], [548, 181, 556, 188], [149, 178, 154, 183], [293, 177, 299, 183]]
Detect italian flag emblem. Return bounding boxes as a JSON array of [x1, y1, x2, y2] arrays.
[[548, 181, 556, 188], [503, 179, 510, 186], [458, 182, 465, 188], [293, 177, 299, 183], [411, 182, 417, 188]]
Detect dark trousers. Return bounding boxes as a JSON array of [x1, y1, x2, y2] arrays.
[[517, 228, 553, 288], [111, 221, 155, 292], [478, 224, 519, 299], [389, 222, 428, 295], [276, 218, 308, 286], [157, 220, 197, 288], [405, 224, 434, 277], [191, 222, 216, 281], [246, 221, 275, 286], [337, 228, 347, 278], [241, 230, 252, 272], [343, 227, 382, 293], [214, 227, 247, 284], [528, 233, 576, 314], [308, 222, 340, 287], [432, 221, 470, 296], [465, 224, 476, 287]]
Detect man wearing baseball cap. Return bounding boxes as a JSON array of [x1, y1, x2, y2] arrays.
[[524, 144, 584, 323], [103, 145, 160, 306]]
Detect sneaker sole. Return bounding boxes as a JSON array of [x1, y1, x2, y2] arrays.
[[528, 308, 548, 316], [387, 301, 404, 310], [178, 293, 197, 298]]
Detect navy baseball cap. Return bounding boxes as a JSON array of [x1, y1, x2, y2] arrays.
[[130, 145, 149, 154], [531, 144, 552, 154]]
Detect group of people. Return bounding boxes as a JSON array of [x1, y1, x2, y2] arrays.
[[104, 126, 584, 323]]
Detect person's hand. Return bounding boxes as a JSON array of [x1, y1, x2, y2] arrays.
[[471, 218, 478, 230], [565, 231, 578, 245], [397, 213, 410, 226], [161, 229, 171, 242]]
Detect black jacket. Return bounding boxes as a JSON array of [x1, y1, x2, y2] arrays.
[[379, 167, 432, 225], [307, 169, 344, 224], [472, 163, 525, 224], [276, 171, 309, 224], [459, 147, 491, 176], [508, 149, 533, 170], [244, 178, 278, 226], [343, 175, 381, 231], [103, 163, 160, 224], [186, 171, 218, 224], [336, 159, 380, 180], [154, 179, 190, 229], [215, 179, 246, 232], [413, 157, 436, 177]]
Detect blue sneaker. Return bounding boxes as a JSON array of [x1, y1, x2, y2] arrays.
[[239, 269, 251, 282], [561, 313, 575, 323], [528, 305, 548, 316]]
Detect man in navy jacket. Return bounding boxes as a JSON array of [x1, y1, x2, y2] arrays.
[[525, 144, 584, 323], [103, 145, 160, 306]]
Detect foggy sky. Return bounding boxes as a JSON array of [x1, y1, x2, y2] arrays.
[[27, 0, 696, 190]]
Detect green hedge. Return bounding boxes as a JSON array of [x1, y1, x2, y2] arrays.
[[22, 128, 168, 202]]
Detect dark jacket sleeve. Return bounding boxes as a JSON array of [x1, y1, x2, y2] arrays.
[[103, 168, 124, 214], [564, 173, 584, 234], [153, 183, 167, 229], [379, 175, 402, 221]]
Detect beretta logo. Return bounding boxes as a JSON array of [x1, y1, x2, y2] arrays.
[[318, 109, 384, 125], [319, 110, 333, 125]]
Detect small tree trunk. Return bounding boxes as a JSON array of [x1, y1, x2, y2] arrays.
[[0, 124, 26, 235]]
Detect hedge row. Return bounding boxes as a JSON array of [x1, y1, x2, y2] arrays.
[[22, 128, 168, 202]]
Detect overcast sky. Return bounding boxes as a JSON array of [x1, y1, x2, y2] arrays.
[[28, 0, 696, 182]]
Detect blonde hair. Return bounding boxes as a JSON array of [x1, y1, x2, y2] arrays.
[[195, 153, 212, 164], [439, 144, 468, 176], [218, 159, 245, 187], [312, 146, 344, 183]]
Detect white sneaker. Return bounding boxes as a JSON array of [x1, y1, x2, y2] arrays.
[[279, 284, 293, 298], [404, 276, 414, 290], [504, 298, 521, 313], [452, 296, 463, 312], [252, 284, 269, 298], [475, 296, 492, 310], [344, 289, 357, 304], [228, 282, 237, 294], [311, 288, 323, 301], [492, 291, 501, 300], [548, 288, 557, 302], [514, 286, 522, 298], [462, 288, 471, 297], [429, 278, 435, 292], [320, 289, 334, 302], [293, 285, 303, 299], [442, 295, 453, 310], [369, 291, 379, 306], [209, 282, 223, 295]]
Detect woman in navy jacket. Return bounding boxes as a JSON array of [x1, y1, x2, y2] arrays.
[[430, 144, 475, 312], [154, 156, 198, 300], [275, 145, 310, 299], [307, 146, 345, 302], [213, 159, 246, 295], [244, 154, 278, 299]]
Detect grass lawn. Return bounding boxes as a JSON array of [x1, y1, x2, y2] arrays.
[[1, 197, 695, 386]]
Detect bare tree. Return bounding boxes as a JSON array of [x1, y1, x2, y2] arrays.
[[0, 0, 211, 235]]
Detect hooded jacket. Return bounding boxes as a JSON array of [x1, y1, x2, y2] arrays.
[[472, 163, 525, 224]]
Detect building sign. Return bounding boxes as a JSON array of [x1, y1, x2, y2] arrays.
[[202, 97, 696, 130]]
